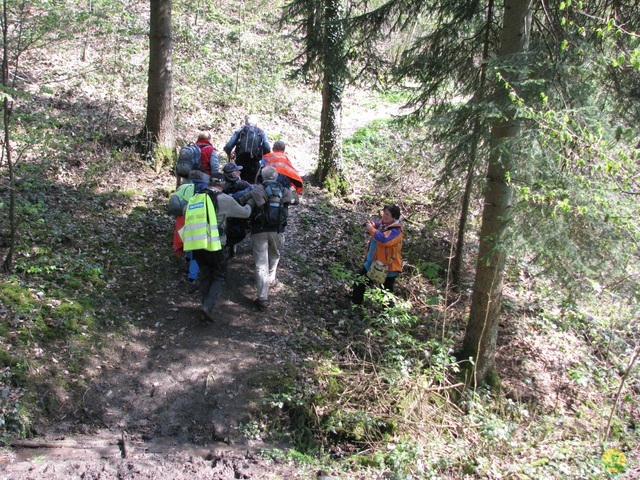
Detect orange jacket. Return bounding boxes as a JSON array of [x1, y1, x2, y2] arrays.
[[262, 151, 304, 194], [367, 221, 403, 273], [173, 215, 186, 257]]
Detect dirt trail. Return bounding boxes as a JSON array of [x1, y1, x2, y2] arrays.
[[2, 226, 311, 479], [0, 94, 399, 479], [0, 182, 334, 479]]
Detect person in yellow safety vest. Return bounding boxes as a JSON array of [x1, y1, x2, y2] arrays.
[[168, 170, 210, 291], [184, 172, 253, 322], [182, 192, 222, 253]]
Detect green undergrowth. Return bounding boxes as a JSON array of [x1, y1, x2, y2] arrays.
[[232, 170, 636, 478], [247, 285, 637, 478], [0, 149, 175, 439], [0, 1, 637, 476]]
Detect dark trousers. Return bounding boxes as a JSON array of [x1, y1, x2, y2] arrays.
[[235, 153, 260, 184], [193, 248, 228, 310], [352, 267, 397, 305]]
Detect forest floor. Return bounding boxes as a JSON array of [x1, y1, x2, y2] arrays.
[[0, 95, 404, 480], [1, 0, 637, 476], [2, 214, 322, 479], [1, 102, 637, 480]]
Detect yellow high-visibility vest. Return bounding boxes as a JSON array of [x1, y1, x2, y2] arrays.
[[181, 192, 222, 252]]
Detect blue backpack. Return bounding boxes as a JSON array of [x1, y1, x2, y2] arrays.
[[175, 143, 201, 178]]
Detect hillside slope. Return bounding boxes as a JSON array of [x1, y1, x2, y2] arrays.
[[0, 0, 638, 478]]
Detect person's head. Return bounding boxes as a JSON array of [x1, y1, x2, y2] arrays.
[[273, 140, 286, 152], [197, 131, 212, 142], [222, 162, 243, 181], [261, 166, 278, 182], [209, 172, 226, 189], [382, 204, 401, 224], [245, 114, 258, 127], [188, 170, 210, 183]]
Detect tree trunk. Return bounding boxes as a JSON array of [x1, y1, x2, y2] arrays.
[[1, 97, 15, 273], [316, 0, 346, 194], [1, 0, 15, 272], [144, 0, 175, 170], [451, 0, 495, 286], [451, 140, 476, 285], [461, 0, 532, 386]]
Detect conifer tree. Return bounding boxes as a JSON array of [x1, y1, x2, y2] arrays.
[[460, 0, 532, 384], [282, 0, 348, 194], [348, 0, 639, 384], [349, 0, 502, 283]]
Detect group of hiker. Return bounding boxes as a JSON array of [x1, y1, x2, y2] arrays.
[[168, 114, 404, 322], [168, 114, 302, 320]]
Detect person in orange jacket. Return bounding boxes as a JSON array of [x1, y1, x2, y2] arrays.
[[259, 141, 304, 194], [352, 204, 403, 304]]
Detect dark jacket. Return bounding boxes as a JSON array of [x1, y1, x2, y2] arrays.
[[223, 125, 271, 159]]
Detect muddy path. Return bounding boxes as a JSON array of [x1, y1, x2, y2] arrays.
[[1, 192, 331, 479], [80, 242, 286, 445], [0, 94, 400, 479]]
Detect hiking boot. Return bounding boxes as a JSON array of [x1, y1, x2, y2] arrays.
[[269, 277, 279, 288], [227, 244, 236, 258], [201, 306, 216, 322], [186, 278, 199, 293], [253, 298, 268, 312]]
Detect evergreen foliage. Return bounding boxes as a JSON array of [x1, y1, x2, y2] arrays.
[[347, 0, 639, 301], [502, 2, 640, 299], [282, 0, 349, 191]]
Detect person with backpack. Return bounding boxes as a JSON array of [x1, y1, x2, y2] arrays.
[[223, 114, 271, 184], [182, 172, 253, 322], [174, 132, 219, 189], [168, 170, 210, 291], [351, 204, 404, 305], [196, 131, 219, 176], [174, 142, 202, 189], [259, 141, 304, 194], [222, 162, 252, 258], [237, 166, 295, 311]]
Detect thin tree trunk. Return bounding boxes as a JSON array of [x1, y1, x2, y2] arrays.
[[461, 0, 532, 386], [2, 96, 15, 273], [452, 140, 476, 284], [144, 0, 175, 168], [316, 0, 346, 194], [451, 0, 495, 285], [1, 0, 7, 86], [2, 0, 15, 272]]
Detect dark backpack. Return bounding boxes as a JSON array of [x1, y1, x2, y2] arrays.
[[236, 125, 263, 159], [261, 181, 287, 228], [175, 143, 202, 177], [223, 180, 252, 244]]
